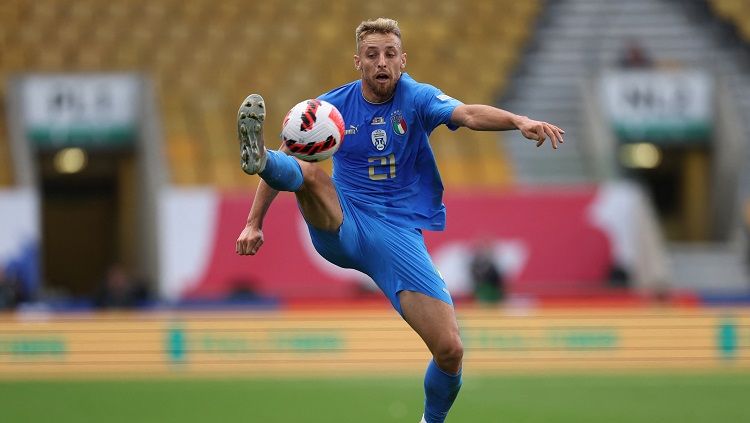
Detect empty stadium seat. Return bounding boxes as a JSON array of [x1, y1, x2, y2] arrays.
[[0, 0, 540, 188]]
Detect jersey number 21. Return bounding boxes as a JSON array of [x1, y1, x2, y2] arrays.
[[368, 154, 396, 180]]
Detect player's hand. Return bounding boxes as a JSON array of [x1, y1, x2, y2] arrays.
[[518, 118, 564, 149], [236, 225, 264, 255]]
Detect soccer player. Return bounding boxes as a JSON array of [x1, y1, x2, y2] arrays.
[[235, 18, 563, 423]]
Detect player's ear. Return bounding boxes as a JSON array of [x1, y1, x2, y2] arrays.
[[401, 52, 407, 69], [354, 55, 361, 71]]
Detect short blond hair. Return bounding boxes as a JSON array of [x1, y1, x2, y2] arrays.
[[355, 18, 402, 52]]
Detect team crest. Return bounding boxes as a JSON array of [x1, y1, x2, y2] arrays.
[[391, 110, 407, 136], [371, 129, 387, 151]]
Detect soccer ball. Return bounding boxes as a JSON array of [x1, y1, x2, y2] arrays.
[[281, 99, 345, 162]]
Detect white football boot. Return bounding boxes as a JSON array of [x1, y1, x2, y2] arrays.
[[237, 93, 267, 175]]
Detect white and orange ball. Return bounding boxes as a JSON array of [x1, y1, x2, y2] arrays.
[[281, 99, 345, 162]]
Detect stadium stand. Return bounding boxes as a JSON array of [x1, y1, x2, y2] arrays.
[[0, 115, 11, 186], [498, 0, 750, 293], [710, 0, 750, 42], [0, 0, 540, 189], [501, 0, 750, 186]]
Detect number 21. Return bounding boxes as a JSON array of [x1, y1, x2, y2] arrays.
[[368, 153, 396, 180]]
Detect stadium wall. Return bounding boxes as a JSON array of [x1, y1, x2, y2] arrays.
[[0, 307, 747, 378], [158, 183, 669, 302]]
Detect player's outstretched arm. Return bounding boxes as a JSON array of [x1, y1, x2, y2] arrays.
[[450, 104, 564, 149], [236, 180, 279, 256]]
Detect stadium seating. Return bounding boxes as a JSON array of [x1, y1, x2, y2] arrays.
[[710, 0, 750, 42], [0, 108, 11, 186], [0, 0, 540, 188]]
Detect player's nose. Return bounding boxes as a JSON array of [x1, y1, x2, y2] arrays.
[[377, 53, 387, 67]]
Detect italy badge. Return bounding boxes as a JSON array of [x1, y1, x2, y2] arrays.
[[391, 110, 407, 136]]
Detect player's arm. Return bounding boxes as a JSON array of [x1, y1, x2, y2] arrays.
[[236, 180, 279, 256], [236, 141, 299, 256], [450, 104, 564, 149]]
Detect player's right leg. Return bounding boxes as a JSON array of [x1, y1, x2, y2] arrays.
[[399, 291, 463, 423], [237, 94, 342, 232]]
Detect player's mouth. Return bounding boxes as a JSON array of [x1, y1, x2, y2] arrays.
[[375, 73, 390, 83]]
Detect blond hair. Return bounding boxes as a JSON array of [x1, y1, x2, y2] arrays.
[[355, 18, 402, 52]]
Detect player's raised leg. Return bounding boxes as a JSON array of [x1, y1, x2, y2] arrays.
[[399, 291, 463, 423], [237, 94, 342, 232]]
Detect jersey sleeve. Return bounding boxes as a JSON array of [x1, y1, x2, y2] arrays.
[[417, 84, 464, 133], [317, 81, 356, 110]]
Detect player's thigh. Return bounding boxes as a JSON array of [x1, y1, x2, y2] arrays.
[[399, 290, 463, 360], [294, 159, 343, 232]]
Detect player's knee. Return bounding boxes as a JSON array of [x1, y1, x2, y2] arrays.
[[298, 160, 326, 187], [434, 336, 463, 373]]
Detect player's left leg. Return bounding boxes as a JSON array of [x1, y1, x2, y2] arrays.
[[399, 290, 463, 423]]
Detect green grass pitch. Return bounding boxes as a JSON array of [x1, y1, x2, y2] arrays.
[[1, 372, 748, 422]]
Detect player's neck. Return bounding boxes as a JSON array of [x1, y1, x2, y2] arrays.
[[361, 82, 396, 104]]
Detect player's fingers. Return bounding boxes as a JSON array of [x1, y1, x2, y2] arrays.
[[237, 237, 254, 255], [249, 239, 263, 255], [535, 126, 545, 147], [550, 125, 564, 143], [544, 126, 558, 149], [557, 129, 565, 144]]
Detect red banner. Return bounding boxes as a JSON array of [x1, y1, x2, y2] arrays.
[[184, 187, 614, 301]]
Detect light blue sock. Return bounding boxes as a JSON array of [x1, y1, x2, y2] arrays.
[[259, 150, 304, 192], [423, 359, 462, 423]]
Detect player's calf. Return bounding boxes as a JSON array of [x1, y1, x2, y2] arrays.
[[423, 359, 462, 423]]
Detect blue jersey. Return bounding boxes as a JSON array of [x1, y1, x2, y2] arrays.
[[318, 73, 462, 231]]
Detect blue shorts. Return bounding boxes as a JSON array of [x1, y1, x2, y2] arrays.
[[306, 188, 453, 315]]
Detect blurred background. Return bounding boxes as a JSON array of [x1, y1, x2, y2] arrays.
[[1, 0, 749, 422]]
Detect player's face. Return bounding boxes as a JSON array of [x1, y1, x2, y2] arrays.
[[354, 32, 406, 103]]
